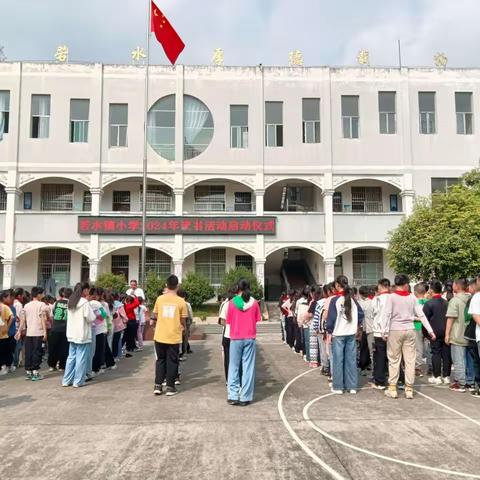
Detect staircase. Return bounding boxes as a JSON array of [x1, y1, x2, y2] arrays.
[[282, 258, 315, 290]]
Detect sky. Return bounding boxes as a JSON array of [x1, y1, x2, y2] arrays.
[[0, 0, 479, 67]]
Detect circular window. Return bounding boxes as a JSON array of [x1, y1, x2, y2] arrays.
[[147, 94, 214, 160]]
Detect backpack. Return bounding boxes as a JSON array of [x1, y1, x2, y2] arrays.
[[464, 298, 476, 341]]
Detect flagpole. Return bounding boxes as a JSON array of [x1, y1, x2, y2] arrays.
[[141, 0, 151, 289]]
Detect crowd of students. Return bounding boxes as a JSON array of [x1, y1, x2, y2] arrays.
[[0, 279, 157, 386], [279, 274, 480, 399]]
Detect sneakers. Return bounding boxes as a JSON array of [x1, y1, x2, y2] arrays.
[[449, 382, 466, 393], [360, 370, 368, 377], [25, 371, 33, 380], [442, 376, 451, 385], [331, 388, 343, 394], [31, 373, 44, 381], [165, 387, 178, 396], [309, 362, 318, 368], [415, 368, 424, 377], [349, 390, 357, 395], [227, 399, 240, 405], [371, 383, 386, 391], [385, 385, 398, 399], [0, 366, 8, 376], [48, 367, 56, 372], [466, 384, 476, 392], [471, 389, 480, 398], [405, 386, 414, 400], [175, 378, 181, 385], [428, 376, 443, 385], [153, 384, 163, 396], [125, 353, 133, 358], [109, 364, 117, 370]]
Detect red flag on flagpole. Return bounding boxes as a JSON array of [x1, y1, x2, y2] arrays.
[[150, 1, 185, 65]]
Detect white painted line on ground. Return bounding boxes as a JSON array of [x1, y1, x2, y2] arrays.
[[303, 394, 480, 479], [415, 389, 480, 428], [277, 368, 347, 480]]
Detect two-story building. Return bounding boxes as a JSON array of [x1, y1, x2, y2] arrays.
[[0, 62, 478, 298]]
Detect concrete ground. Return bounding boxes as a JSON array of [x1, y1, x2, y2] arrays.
[[1, 334, 480, 480]]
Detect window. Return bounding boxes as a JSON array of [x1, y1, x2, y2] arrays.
[[341, 95, 359, 139], [111, 255, 129, 279], [455, 92, 473, 135], [81, 255, 90, 282], [431, 177, 459, 194], [31, 94, 51, 138], [333, 192, 343, 212], [109, 103, 128, 147], [147, 94, 175, 160], [70, 99, 89, 143], [234, 192, 252, 212], [113, 191, 131, 212], [281, 185, 314, 212], [235, 255, 253, 271], [82, 191, 92, 212], [195, 248, 226, 286], [38, 248, 71, 293], [389, 194, 399, 212], [194, 185, 225, 212], [419, 92, 436, 134], [230, 105, 248, 148], [351, 187, 383, 213], [302, 98, 320, 143], [334, 256, 343, 278], [379, 92, 396, 134], [23, 192, 32, 210], [41, 184, 73, 211], [141, 248, 172, 278], [0, 185, 6, 210], [184, 95, 214, 160], [353, 249, 383, 286], [265, 101, 283, 147], [140, 184, 172, 212], [0, 91, 10, 136]]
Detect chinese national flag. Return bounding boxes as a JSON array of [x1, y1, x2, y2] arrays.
[[151, 1, 185, 65]]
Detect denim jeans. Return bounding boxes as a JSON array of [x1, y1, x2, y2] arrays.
[[331, 334, 357, 391], [450, 344, 467, 387], [303, 327, 310, 360], [63, 342, 92, 387], [228, 339, 256, 402], [466, 347, 475, 385]]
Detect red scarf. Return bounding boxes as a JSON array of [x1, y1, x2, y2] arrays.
[[336, 290, 345, 297], [367, 295, 375, 300], [432, 294, 442, 299], [394, 289, 410, 297]]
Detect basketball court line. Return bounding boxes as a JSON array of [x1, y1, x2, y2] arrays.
[[279, 367, 480, 479]]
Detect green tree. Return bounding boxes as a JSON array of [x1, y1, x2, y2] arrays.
[[181, 272, 215, 309], [95, 272, 127, 292], [388, 169, 480, 281], [218, 266, 264, 300], [144, 271, 166, 306]]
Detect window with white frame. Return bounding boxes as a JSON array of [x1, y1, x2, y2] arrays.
[[82, 191, 92, 211], [184, 95, 214, 160], [147, 94, 175, 160], [70, 99, 89, 143], [109, 103, 128, 147], [41, 184, 73, 211], [0, 185, 6, 210], [302, 98, 320, 143], [235, 255, 253, 271], [351, 187, 383, 213], [31, 94, 51, 139], [38, 248, 71, 292], [112, 191, 131, 211], [265, 101, 283, 147], [194, 185, 225, 212], [195, 248, 226, 286], [431, 177, 459, 194], [341, 95, 359, 139], [378, 91, 396, 134], [234, 191, 252, 212], [0, 91, 10, 136], [140, 184, 172, 212], [230, 105, 248, 148], [352, 249, 383, 286], [455, 92, 473, 135], [419, 92, 436, 134], [140, 248, 172, 278]]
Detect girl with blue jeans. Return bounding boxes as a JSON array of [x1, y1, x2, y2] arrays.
[[326, 275, 364, 394]]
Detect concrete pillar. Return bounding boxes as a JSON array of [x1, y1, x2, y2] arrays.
[[2, 259, 17, 289], [255, 189, 265, 216], [174, 189, 184, 215], [323, 257, 336, 283], [401, 190, 415, 216], [255, 260, 265, 288], [3, 186, 20, 288], [90, 187, 103, 215], [322, 187, 335, 264], [88, 259, 100, 282], [173, 260, 183, 281]]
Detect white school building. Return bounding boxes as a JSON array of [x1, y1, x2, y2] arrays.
[[0, 62, 478, 298]]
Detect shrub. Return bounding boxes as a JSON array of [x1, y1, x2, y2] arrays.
[[218, 266, 263, 300], [145, 271, 166, 306], [181, 272, 215, 309], [95, 272, 127, 292]]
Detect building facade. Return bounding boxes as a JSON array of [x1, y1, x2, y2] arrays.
[[0, 62, 478, 297]]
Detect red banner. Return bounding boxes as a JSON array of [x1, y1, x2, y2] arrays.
[[78, 216, 276, 235]]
